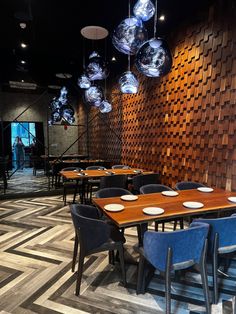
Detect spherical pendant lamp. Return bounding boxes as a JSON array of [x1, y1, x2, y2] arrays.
[[77, 74, 91, 89], [135, 37, 172, 77], [84, 85, 104, 107], [112, 16, 148, 55], [99, 100, 112, 113], [86, 51, 109, 80], [61, 104, 75, 124], [119, 71, 139, 94], [133, 0, 155, 22]]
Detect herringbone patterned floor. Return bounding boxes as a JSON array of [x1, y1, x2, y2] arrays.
[[0, 195, 235, 313]]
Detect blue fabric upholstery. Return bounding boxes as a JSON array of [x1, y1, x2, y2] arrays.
[[96, 187, 132, 198], [140, 184, 173, 194], [143, 222, 209, 272], [193, 215, 236, 252], [175, 181, 205, 190]]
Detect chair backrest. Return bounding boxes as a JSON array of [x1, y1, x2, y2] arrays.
[[140, 184, 173, 194], [86, 165, 106, 170], [175, 181, 205, 190], [193, 215, 236, 252], [132, 173, 160, 194], [99, 174, 127, 189], [96, 187, 132, 198], [70, 204, 110, 253], [143, 222, 209, 272], [112, 165, 130, 169]]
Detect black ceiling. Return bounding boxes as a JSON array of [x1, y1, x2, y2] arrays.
[[0, 0, 214, 92]]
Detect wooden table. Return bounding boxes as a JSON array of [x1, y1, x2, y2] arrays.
[[92, 188, 236, 228], [60, 168, 152, 180]]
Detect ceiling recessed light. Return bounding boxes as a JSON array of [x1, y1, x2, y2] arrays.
[[19, 22, 27, 29], [111, 56, 116, 62], [21, 60, 26, 64], [55, 73, 72, 79], [21, 42, 27, 48], [159, 15, 165, 21], [48, 84, 62, 90], [21, 79, 24, 83]]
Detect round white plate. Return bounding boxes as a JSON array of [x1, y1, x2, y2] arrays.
[[183, 201, 204, 209], [133, 170, 142, 173], [197, 187, 214, 193], [143, 207, 164, 215], [162, 191, 179, 197], [77, 173, 88, 176], [120, 195, 138, 201], [104, 204, 124, 212], [228, 197, 236, 203]]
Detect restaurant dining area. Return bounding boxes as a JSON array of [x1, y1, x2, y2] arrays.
[[0, 0, 236, 313]]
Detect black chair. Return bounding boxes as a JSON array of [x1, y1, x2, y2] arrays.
[[95, 187, 146, 245], [112, 165, 130, 169], [62, 167, 83, 205], [70, 204, 126, 295], [100, 174, 127, 189], [140, 184, 184, 231], [175, 181, 206, 190], [132, 173, 161, 194], [136, 222, 210, 314], [85, 165, 106, 201]]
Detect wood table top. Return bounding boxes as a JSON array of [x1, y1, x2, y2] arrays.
[[60, 168, 152, 180], [92, 188, 236, 228]]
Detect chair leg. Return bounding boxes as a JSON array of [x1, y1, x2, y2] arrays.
[[72, 233, 79, 272], [162, 222, 165, 232], [155, 222, 159, 231], [118, 246, 126, 287], [213, 233, 219, 304], [109, 250, 115, 265], [63, 187, 66, 206], [199, 239, 211, 313], [137, 255, 146, 294], [75, 249, 85, 296], [165, 247, 172, 314]]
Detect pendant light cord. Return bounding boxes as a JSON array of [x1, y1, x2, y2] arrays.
[[128, 0, 131, 72], [154, 0, 158, 38]]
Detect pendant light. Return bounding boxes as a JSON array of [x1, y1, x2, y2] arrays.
[[119, 0, 139, 94], [135, 0, 172, 77], [112, 16, 148, 55], [77, 73, 91, 89], [86, 51, 109, 81], [133, 0, 155, 22], [84, 85, 104, 107], [99, 72, 112, 113]]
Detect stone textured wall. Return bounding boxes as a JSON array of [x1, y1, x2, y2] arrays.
[[86, 0, 236, 190]]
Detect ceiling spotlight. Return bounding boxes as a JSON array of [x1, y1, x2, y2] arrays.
[[111, 56, 116, 62], [21, 60, 26, 64], [21, 80, 24, 83], [21, 43, 27, 48], [159, 15, 165, 21], [19, 22, 27, 29]]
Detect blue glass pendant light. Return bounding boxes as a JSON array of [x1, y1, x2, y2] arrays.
[[119, 71, 139, 94], [77, 74, 91, 89], [99, 100, 112, 113], [112, 16, 148, 55], [135, 37, 172, 77], [86, 51, 109, 80], [84, 85, 104, 107], [133, 0, 155, 22]]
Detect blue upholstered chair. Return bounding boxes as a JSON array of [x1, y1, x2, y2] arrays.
[[140, 184, 184, 232], [99, 174, 127, 189], [132, 173, 161, 194], [137, 222, 210, 314], [193, 215, 236, 304], [70, 204, 126, 295], [175, 181, 206, 190], [85, 165, 107, 201]]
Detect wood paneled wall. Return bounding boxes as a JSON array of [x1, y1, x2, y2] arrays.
[[80, 0, 236, 190]]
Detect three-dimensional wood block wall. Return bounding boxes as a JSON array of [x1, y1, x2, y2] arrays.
[[80, 0, 236, 190]]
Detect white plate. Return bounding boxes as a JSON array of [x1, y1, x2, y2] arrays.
[[143, 207, 165, 215], [161, 191, 179, 197], [133, 170, 142, 173], [228, 197, 236, 203], [104, 204, 124, 212], [197, 187, 214, 193], [183, 202, 204, 209], [105, 171, 115, 175], [120, 195, 138, 201], [77, 173, 88, 176]]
